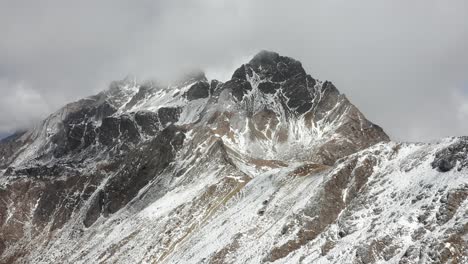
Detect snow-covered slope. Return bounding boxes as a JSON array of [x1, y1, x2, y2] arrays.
[[0, 51, 466, 264]]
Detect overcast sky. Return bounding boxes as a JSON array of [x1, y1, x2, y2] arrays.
[[1, 0, 467, 141]]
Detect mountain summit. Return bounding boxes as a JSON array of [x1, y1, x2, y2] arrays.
[[0, 51, 466, 263]]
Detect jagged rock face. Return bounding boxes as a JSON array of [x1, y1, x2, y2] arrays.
[[89, 125, 185, 219], [0, 132, 27, 169], [184, 81, 210, 100], [0, 51, 467, 264], [209, 51, 389, 164], [230, 51, 313, 113], [432, 136, 468, 172], [235, 50, 314, 113]]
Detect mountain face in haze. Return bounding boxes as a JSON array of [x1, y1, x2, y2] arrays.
[[0, 51, 466, 264]]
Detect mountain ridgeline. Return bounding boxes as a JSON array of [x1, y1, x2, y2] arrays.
[[0, 51, 466, 264]]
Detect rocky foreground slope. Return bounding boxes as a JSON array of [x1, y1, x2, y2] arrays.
[[0, 51, 466, 263]]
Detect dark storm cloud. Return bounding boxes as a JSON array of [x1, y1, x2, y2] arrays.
[[1, 0, 468, 141]]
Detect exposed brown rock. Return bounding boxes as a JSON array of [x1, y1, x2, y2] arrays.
[[289, 163, 330, 177]]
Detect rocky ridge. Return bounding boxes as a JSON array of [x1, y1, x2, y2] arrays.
[[0, 51, 466, 264]]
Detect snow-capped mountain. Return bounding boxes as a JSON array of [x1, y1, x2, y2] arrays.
[[0, 51, 466, 264]]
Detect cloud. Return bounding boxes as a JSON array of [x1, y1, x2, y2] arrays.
[[1, 0, 468, 141], [453, 89, 468, 133], [0, 79, 50, 133]]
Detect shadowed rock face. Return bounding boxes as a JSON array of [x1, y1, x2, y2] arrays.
[[230, 50, 314, 114], [184, 81, 210, 100], [84, 125, 185, 226], [0, 51, 466, 264], [432, 136, 468, 172], [0, 132, 27, 169], [0, 171, 104, 262], [221, 78, 253, 101]]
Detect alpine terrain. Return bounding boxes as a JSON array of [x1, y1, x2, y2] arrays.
[[0, 51, 467, 264]]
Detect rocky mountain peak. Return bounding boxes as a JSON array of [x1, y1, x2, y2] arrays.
[[232, 51, 307, 86], [0, 51, 389, 172], [228, 50, 316, 114], [0, 51, 466, 264], [207, 51, 389, 164], [248, 50, 306, 81]]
